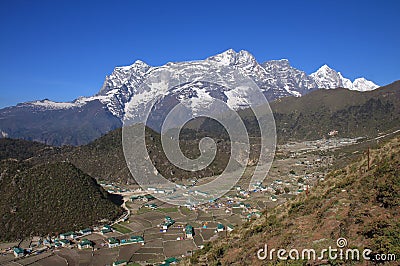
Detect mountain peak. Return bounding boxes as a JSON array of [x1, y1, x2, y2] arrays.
[[206, 49, 260, 69], [132, 59, 149, 68], [207, 49, 238, 65], [352, 77, 379, 91], [219, 48, 237, 55], [311, 65, 343, 89], [115, 59, 150, 71], [98, 59, 151, 98], [311, 65, 379, 91], [315, 64, 335, 74]]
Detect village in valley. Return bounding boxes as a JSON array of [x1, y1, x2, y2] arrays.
[[0, 137, 363, 266], [0, 0, 398, 264]]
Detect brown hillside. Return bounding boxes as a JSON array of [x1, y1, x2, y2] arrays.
[[188, 135, 400, 265]]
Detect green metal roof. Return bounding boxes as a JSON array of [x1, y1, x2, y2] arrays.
[[101, 228, 112, 233], [165, 257, 179, 263], [13, 247, 24, 254], [120, 238, 134, 244], [185, 224, 193, 234], [130, 235, 144, 242], [79, 239, 92, 246], [164, 216, 175, 225]]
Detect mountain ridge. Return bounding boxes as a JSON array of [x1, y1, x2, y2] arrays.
[[4, 49, 380, 114], [0, 49, 381, 145]]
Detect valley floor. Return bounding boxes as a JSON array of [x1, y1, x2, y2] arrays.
[[1, 134, 395, 266]]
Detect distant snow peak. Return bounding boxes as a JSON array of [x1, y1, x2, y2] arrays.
[[207, 49, 238, 65], [319, 64, 333, 72], [310, 64, 341, 89], [352, 77, 379, 92], [310, 64, 378, 91]]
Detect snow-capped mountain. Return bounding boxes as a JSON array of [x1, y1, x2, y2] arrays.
[[262, 59, 318, 98], [351, 77, 379, 92], [23, 49, 380, 119], [0, 49, 380, 145], [94, 49, 379, 121], [310, 64, 378, 91]]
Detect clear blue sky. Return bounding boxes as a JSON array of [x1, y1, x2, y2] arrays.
[[0, 0, 399, 108]]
